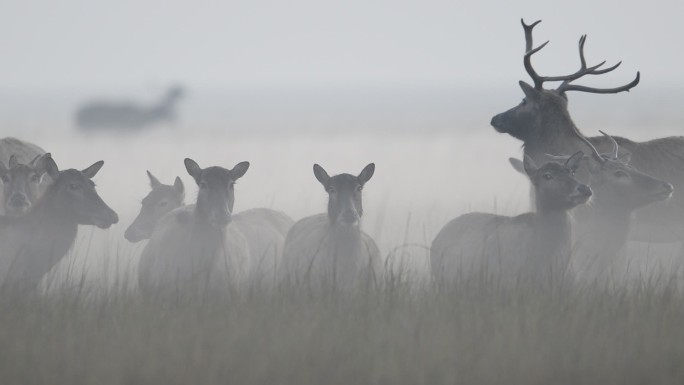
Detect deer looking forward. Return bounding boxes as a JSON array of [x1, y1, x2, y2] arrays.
[[127, 169, 293, 290], [76, 86, 184, 132], [490, 19, 684, 243], [137, 159, 251, 295], [280, 164, 382, 291], [0, 154, 51, 217], [0, 138, 49, 216], [431, 152, 591, 288]]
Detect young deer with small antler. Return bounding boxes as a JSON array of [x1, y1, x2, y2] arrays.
[[491, 19, 684, 243]]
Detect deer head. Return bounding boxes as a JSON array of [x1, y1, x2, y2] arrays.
[[0, 154, 49, 217], [491, 19, 639, 143], [125, 171, 185, 242], [184, 158, 249, 228], [313, 163, 375, 227]]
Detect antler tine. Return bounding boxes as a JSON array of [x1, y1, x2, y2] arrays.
[[521, 19, 548, 89], [575, 131, 607, 164], [599, 130, 619, 159], [558, 71, 640, 94]]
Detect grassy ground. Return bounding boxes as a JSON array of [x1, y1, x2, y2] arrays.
[[1, 277, 684, 385]]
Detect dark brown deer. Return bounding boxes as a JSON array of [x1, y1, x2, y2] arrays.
[[491, 19, 684, 243], [0, 155, 119, 292], [431, 152, 591, 287]]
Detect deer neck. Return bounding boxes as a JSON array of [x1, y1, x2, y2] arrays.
[[524, 110, 589, 160], [531, 208, 573, 264]]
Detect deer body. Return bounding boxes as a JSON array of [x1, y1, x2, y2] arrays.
[[280, 164, 382, 290], [431, 153, 591, 287], [0, 158, 118, 292], [232, 208, 294, 288]]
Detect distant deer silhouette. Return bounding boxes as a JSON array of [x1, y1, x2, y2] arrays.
[[75, 86, 184, 131]]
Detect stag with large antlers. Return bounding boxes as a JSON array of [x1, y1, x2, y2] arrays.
[[491, 19, 684, 243]]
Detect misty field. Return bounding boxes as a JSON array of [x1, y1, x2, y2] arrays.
[[3, 97, 684, 384], [1, 272, 683, 385]]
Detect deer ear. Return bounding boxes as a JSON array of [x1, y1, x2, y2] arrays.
[[82, 160, 104, 179], [43, 155, 60, 180], [32, 153, 51, 176], [146, 170, 162, 189], [231, 161, 250, 180], [184, 158, 202, 182], [8, 155, 18, 168], [519, 81, 541, 101], [523, 155, 538, 176], [565, 151, 584, 172], [173, 176, 184, 196], [358, 163, 375, 185], [508, 158, 526, 175], [313, 164, 330, 186]]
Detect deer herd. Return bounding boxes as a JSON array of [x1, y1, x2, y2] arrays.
[[1, 19, 683, 294]]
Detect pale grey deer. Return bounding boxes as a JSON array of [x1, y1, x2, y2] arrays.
[[280, 164, 381, 291], [431, 152, 591, 287], [137, 159, 251, 294], [0, 155, 119, 292], [128, 169, 293, 289], [76, 86, 184, 131], [490, 19, 684, 243], [125, 171, 185, 242], [510, 133, 673, 282]]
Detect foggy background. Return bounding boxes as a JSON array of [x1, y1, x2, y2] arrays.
[[0, 0, 682, 284]]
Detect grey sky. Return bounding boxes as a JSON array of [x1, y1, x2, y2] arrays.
[[0, 0, 682, 90]]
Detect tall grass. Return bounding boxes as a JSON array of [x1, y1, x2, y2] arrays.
[[1, 271, 684, 385]]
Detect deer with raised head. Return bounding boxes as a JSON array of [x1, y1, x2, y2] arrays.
[[491, 19, 684, 243], [431, 152, 591, 287], [510, 133, 674, 282], [280, 164, 381, 291], [0, 155, 119, 292], [76, 86, 184, 131], [137, 159, 251, 294]]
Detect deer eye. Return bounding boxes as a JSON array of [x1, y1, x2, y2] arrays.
[[159, 201, 168, 208], [614, 170, 628, 178], [356, 185, 363, 192], [69, 183, 80, 191], [327, 187, 336, 194], [30, 174, 40, 183], [543, 173, 553, 180]]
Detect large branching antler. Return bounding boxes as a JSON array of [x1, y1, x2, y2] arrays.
[[521, 18, 640, 94]]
